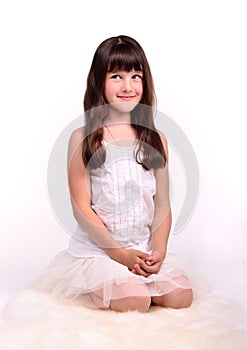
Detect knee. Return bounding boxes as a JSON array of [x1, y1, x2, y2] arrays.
[[170, 288, 193, 309], [125, 296, 151, 313], [152, 288, 193, 309], [110, 296, 151, 313]]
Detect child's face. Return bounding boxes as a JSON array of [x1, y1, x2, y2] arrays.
[[104, 69, 143, 113]]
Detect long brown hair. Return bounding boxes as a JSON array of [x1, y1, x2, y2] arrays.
[[83, 35, 166, 170]]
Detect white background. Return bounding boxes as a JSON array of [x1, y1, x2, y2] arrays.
[[0, 0, 246, 316]]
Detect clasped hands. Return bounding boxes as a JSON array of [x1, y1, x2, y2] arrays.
[[124, 249, 163, 277]]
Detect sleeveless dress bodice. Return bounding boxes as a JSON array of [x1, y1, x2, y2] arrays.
[[68, 140, 156, 257]]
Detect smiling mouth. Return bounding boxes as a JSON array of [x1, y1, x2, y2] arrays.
[[117, 96, 136, 99]]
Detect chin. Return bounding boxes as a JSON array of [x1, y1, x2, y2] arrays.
[[110, 102, 139, 113]]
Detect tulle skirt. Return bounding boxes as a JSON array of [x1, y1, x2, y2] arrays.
[[30, 250, 192, 309]]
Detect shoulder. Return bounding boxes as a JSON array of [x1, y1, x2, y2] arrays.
[[68, 126, 85, 148], [157, 130, 168, 158], [154, 130, 170, 185], [69, 126, 85, 143], [68, 126, 85, 160]]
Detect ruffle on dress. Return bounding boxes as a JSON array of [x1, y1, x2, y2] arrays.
[[30, 250, 192, 309]]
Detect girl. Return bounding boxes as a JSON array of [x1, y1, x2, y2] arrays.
[[33, 35, 193, 313]]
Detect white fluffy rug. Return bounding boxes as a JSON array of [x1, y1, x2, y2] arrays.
[[1, 279, 247, 350]]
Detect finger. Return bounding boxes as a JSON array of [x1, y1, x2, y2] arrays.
[[134, 264, 149, 277], [138, 252, 151, 260], [140, 261, 161, 274], [144, 255, 153, 261], [138, 260, 157, 275], [139, 259, 157, 270], [144, 255, 155, 264], [138, 260, 152, 272]]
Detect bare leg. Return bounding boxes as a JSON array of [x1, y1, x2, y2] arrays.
[[110, 296, 151, 313], [89, 281, 151, 313], [152, 288, 193, 309]]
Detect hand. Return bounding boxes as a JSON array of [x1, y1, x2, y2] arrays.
[[120, 249, 151, 275], [132, 251, 164, 277]]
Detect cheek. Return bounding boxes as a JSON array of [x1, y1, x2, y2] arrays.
[[137, 83, 143, 97], [104, 82, 116, 99], [104, 86, 110, 101]]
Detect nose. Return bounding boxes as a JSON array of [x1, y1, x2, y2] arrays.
[[122, 77, 132, 93]]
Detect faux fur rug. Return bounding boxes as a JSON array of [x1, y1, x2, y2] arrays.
[[1, 280, 247, 350]]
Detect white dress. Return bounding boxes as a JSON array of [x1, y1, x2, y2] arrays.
[[31, 141, 192, 308]]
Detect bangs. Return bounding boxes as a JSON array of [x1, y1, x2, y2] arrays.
[[107, 44, 143, 73]]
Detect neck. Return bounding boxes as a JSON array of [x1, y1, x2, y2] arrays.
[[105, 105, 131, 125]]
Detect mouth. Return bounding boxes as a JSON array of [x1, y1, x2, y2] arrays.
[[117, 95, 136, 101]]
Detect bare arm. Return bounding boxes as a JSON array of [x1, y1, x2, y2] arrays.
[[151, 132, 171, 260], [132, 132, 171, 276], [67, 127, 150, 269]]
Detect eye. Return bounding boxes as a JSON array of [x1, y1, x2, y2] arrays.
[[132, 74, 143, 80], [110, 74, 121, 80]]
